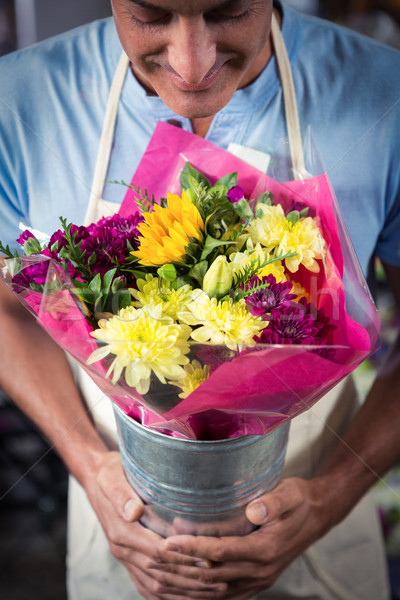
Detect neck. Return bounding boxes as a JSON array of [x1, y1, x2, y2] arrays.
[[190, 116, 214, 138]]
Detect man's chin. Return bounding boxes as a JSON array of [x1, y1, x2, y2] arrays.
[[162, 89, 234, 121]]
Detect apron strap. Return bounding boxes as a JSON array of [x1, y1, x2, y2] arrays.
[[85, 50, 130, 226], [271, 13, 306, 179], [85, 12, 306, 225]]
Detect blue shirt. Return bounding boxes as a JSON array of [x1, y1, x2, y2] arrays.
[[0, 2, 399, 277]]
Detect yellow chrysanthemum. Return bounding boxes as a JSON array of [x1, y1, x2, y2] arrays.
[[229, 242, 286, 283], [171, 360, 211, 399], [132, 190, 205, 266], [178, 290, 267, 351], [131, 274, 193, 320], [87, 304, 191, 394], [246, 204, 325, 273]]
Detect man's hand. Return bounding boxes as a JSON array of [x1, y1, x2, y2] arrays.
[[85, 451, 228, 599], [158, 477, 329, 599], [0, 285, 225, 599]]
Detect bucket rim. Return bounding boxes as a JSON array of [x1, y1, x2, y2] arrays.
[[112, 404, 290, 446]]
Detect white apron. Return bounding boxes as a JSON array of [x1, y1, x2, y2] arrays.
[[66, 15, 390, 600]]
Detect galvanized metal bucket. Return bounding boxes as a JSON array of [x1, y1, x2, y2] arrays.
[[113, 405, 290, 537]]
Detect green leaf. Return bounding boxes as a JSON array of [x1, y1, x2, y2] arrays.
[[208, 184, 228, 199], [124, 268, 149, 281], [111, 276, 126, 293], [200, 235, 237, 261], [108, 180, 155, 212], [23, 237, 42, 256], [286, 210, 300, 225], [157, 263, 177, 282], [232, 199, 253, 220], [184, 240, 202, 262], [94, 296, 103, 315], [300, 207, 309, 218], [177, 274, 194, 287], [88, 252, 97, 266], [126, 239, 135, 252], [180, 162, 210, 191], [214, 172, 238, 190], [117, 289, 132, 310], [188, 260, 209, 286], [255, 207, 265, 219], [74, 287, 95, 304], [0, 241, 18, 259], [103, 269, 117, 293], [100, 268, 117, 311], [49, 241, 60, 253], [89, 273, 101, 297], [256, 191, 274, 206]]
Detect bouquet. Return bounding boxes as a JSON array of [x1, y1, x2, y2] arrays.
[[0, 123, 380, 441]]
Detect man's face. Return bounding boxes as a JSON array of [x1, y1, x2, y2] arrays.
[[111, 0, 274, 119]]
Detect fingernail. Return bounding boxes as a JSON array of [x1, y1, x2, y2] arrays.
[[166, 545, 181, 553], [194, 559, 211, 568], [250, 502, 267, 523], [213, 584, 227, 591], [123, 499, 138, 521]]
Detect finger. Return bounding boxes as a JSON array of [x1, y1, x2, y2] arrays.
[[155, 560, 263, 584], [149, 562, 218, 579], [157, 541, 213, 568], [160, 550, 213, 569], [96, 451, 144, 522], [106, 517, 166, 562], [161, 534, 259, 564], [131, 564, 227, 598], [246, 478, 306, 526], [144, 560, 228, 592]]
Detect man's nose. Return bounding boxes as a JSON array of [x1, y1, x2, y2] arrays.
[[167, 17, 217, 84]]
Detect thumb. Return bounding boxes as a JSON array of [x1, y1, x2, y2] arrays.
[[246, 479, 304, 526], [96, 451, 144, 522], [122, 495, 144, 522], [246, 498, 269, 526]]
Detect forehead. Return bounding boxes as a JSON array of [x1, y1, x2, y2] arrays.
[[126, 0, 253, 14]]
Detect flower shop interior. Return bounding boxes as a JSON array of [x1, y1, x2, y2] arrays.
[[0, 0, 399, 598]]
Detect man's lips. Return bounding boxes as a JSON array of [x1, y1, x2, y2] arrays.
[[164, 62, 226, 92]]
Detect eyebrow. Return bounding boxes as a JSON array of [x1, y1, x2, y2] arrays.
[[127, 0, 244, 12]]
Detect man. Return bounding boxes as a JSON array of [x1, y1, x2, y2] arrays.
[[0, 1, 399, 598]]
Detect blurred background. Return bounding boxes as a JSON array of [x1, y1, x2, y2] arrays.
[[0, 1, 399, 599]]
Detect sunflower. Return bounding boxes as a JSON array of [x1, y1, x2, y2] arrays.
[[132, 190, 205, 266]]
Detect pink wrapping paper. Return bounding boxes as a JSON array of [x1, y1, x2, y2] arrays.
[[1, 123, 381, 439]]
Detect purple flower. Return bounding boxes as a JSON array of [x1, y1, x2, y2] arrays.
[[42, 246, 62, 262], [49, 229, 69, 252], [82, 214, 143, 276], [255, 299, 334, 346], [227, 186, 245, 204], [87, 214, 143, 241], [49, 225, 89, 253], [243, 274, 297, 317], [17, 230, 35, 246], [12, 261, 50, 293]]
